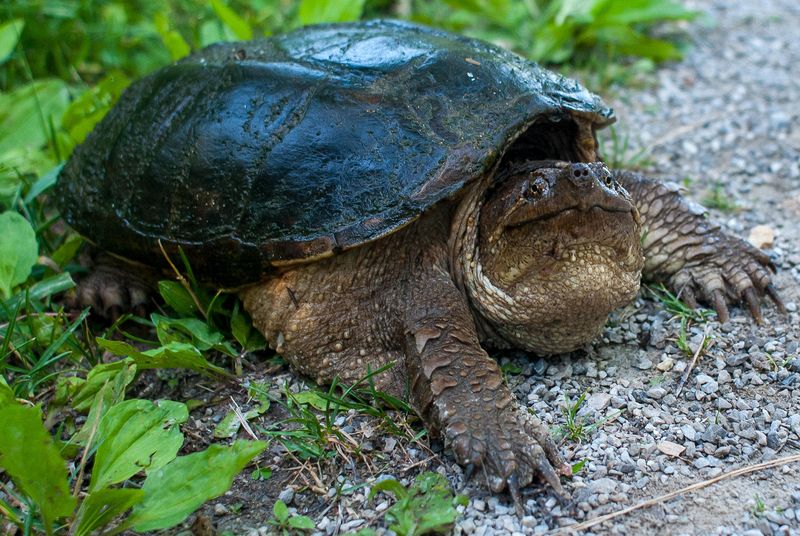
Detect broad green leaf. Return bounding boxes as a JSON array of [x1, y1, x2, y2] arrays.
[[89, 399, 188, 491], [0, 211, 38, 298], [273, 499, 289, 523], [0, 19, 24, 64], [96, 338, 228, 376], [211, 0, 253, 39], [289, 515, 316, 530], [158, 280, 199, 317], [73, 487, 145, 536], [369, 478, 407, 500], [591, 0, 696, 25], [0, 272, 75, 322], [231, 302, 266, 352], [54, 375, 84, 406], [213, 403, 268, 439], [199, 19, 228, 47], [250, 466, 272, 481], [291, 390, 330, 411], [152, 313, 236, 356], [71, 358, 137, 412], [0, 403, 76, 532], [297, 0, 366, 25], [50, 234, 83, 268], [214, 410, 244, 438], [128, 440, 267, 531], [71, 380, 117, 446], [373, 472, 460, 536], [153, 12, 191, 60], [0, 375, 13, 405], [0, 79, 70, 155], [61, 71, 131, 147]]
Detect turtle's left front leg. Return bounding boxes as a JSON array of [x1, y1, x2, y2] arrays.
[[614, 170, 784, 322]]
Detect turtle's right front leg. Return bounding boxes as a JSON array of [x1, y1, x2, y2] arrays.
[[403, 264, 569, 505]]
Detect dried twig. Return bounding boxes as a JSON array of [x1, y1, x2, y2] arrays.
[[230, 396, 258, 440], [72, 394, 105, 497], [675, 326, 713, 396], [552, 453, 800, 534], [157, 239, 207, 319]]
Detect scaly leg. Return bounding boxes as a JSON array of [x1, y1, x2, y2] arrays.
[[615, 171, 784, 322], [403, 257, 570, 510]]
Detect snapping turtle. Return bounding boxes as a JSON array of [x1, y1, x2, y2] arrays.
[[57, 20, 783, 505]]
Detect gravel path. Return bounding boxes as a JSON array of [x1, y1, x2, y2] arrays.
[[450, 1, 800, 534], [201, 2, 800, 534]]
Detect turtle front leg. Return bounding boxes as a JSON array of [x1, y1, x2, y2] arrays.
[[614, 170, 784, 322], [403, 265, 570, 508]]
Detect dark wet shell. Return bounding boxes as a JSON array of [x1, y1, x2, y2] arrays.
[[57, 20, 613, 286]]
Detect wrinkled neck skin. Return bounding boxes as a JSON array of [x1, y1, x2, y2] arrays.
[[449, 169, 644, 355]]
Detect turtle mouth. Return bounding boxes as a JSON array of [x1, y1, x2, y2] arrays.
[[534, 206, 642, 267], [522, 203, 637, 225]]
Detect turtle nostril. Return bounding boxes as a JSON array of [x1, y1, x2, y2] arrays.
[[573, 169, 581, 178]]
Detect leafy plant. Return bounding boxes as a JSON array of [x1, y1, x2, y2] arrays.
[[269, 499, 316, 535], [410, 0, 696, 78], [0, 388, 266, 534], [369, 472, 466, 536], [555, 390, 621, 442], [260, 362, 420, 465], [702, 181, 738, 212]]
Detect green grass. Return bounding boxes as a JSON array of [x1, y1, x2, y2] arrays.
[[1, 1, 698, 533], [702, 181, 739, 212], [647, 283, 714, 324], [555, 390, 622, 443], [598, 124, 653, 169]]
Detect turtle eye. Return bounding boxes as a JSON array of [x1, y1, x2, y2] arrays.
[[601, 171, 614, 188]]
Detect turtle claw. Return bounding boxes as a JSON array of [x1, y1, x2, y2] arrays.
[[711, 288, 729, 323], [462, 463, 476, 486], [69, 253, 156, 319], [742, 287, 763, 324], [446, 404, 568, 510], [507, 473, 524, 517], [538, 457, 565, 497], [766, 283, 787, 313], [666, 232, 781, 323]]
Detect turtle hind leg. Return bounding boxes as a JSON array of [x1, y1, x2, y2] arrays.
[[68, 250, 157, 320]]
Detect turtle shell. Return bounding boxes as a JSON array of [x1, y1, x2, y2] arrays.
[[57, 19, 614, 287]]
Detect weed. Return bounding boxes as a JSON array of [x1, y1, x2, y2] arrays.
[[370, 471, 466, 536], [555, 390, 623, 443], [269, 500, 315, 535], [598, 125, 653, 169], [752, 494, 766, 517], [702, 182, 739, 212], [560, 390, 590, 441], [647, 283, 714, 324], [261, 363, 421, 465], [649, 374, 667, 386]]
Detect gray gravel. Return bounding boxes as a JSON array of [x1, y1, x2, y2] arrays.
[[223, 1, 800, 534]]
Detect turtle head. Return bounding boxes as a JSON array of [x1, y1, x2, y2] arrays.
[[466, 160, 644, 354]]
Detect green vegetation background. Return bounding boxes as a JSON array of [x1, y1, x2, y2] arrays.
[[0, 1, 695, 534]]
